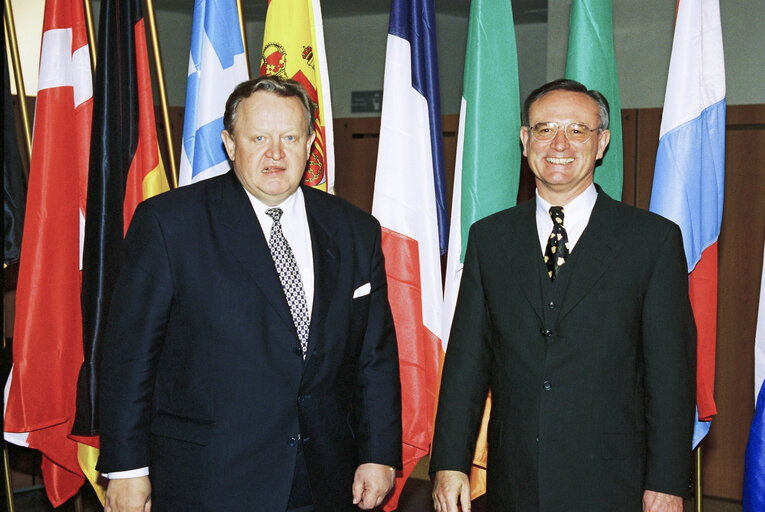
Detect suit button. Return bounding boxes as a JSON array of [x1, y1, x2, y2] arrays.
[[294, 347, 302, 356], [543, 381, 552, 391], [297, 394, 305, 403], [539, 328, 552, 337], [547, 301, 556, 309], [288, 437, 297, 447]]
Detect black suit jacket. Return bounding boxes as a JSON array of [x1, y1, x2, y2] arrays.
[[97, 172, 402, 511], [431, 190, 695, 511]]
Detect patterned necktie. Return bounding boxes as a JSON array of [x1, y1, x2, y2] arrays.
[[544, 206, 569, 281], [266, 208, 310, 359]]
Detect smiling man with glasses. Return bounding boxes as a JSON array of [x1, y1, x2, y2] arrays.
[[431, 79, 696, 512]]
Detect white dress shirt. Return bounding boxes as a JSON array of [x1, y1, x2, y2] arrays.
[[248, 187, 315, 319], [535, 183, 598, 255], [106, 187, 314, 480]]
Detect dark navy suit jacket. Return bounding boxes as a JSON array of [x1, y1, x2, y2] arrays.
[[97, 172, 402, 511]]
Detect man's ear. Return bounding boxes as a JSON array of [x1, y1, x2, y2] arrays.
[[520, 126, 530, 157], [595, 129, 611, 160], [221, 130, 236, 161], [305, 131, 316, 155]]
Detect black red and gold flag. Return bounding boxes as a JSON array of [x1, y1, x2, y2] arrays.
[[72, 0, 169, 493]]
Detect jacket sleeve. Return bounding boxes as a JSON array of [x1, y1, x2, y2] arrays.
[[353, 221, 403, 469], [641, 223, 696, 497], [97, 203, 174, 473], [430, 226, 493, 474]]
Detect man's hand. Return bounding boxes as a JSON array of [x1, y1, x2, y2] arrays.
[[104, 476, 151, 512], [432, 470, 471, 512], [643, 490, 683, 512], [352, 462, 396, 509]]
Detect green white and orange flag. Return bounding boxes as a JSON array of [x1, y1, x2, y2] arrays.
[[261, 0, 334, 192], [565, 0, 623, 200], [441, 0, 521, 499]]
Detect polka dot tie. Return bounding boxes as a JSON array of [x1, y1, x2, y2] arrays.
[[266, 208, 310, 358], [544, 206, 569, 281]]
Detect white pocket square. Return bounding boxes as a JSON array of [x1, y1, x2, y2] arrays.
[[353, 283, 371, 298]]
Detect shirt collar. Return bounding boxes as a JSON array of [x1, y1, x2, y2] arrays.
[[245, 186, 304, 220], [535, 183, 597, 224]]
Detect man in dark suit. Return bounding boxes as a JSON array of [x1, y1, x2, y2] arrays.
[[430, 79, 696, 512], [98, 76, 402, 511]]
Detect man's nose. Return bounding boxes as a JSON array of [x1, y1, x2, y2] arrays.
[[549, 128, 569, 151], [266, 140, 284, 159]]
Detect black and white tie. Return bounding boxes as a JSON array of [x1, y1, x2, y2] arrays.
[[266, 208, 310, 358], [544, 206, 569, 281]]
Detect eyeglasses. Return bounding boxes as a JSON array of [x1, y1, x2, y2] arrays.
[[528, 122, 598, 143]]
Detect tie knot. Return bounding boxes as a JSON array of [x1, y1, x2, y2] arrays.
[[549, 206, 564, 225], [266, 207, 283, 222]]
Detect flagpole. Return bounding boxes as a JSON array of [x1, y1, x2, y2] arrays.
[[235, 0, 251, 77], [83, 0, 97, 72], [695, 446, 703, 512], [3, 0, 32, 164], [2, 441, 15, 512], [142, 0, 178, 188]]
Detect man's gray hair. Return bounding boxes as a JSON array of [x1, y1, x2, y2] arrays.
[[223, 75, 315, 136], [522, 78, 610, 131]]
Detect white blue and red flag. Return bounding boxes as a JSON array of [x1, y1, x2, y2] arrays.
[[371, 0, 446, 507], [744, 242, 765, 512], [649, 0, 725, 448], [179, 0, 248, 186]]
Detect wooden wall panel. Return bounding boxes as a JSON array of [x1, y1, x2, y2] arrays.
[[702, 105, 765, 500], [333, 117, 381, 213], [333, 115, 460, 214], [634, 107, 662, 210]]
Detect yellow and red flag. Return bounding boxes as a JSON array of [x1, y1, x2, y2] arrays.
[[261, 0, 334, 192]]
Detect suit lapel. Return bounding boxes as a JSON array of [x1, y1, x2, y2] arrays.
[[559, 192, 623, 320], [215, 172, 296, 333], [507, 201, 545, 322], [303, 187, 340, 361]]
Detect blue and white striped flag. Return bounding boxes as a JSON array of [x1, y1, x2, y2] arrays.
[[179, 0, 249, 186]]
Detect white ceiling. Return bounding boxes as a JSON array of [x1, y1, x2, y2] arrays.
[[152, 0, 548, 24]]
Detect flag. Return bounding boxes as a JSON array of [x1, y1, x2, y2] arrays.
[[179, 0, 249, 186], [3, 0, 93, 505], [3, 49, 27, 267], [744, 242, 765, 512], [441, 0, 521, 499], [370, 0, 446, 507], [649, 0, 725, 448], [261, 0, 334, 192], [564, 0, 623, 201], [72, 0, 170, 497]]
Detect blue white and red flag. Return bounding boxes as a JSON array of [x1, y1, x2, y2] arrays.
[[371, 0, 446, 507], [649, 0, 725, 448]]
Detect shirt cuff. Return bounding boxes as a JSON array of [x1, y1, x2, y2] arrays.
[[103, 467, 150, 479]]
